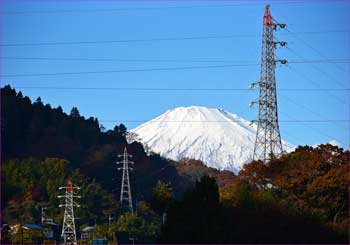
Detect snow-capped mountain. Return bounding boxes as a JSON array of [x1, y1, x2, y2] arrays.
[[131, 106, 293, 173], [313, 139, 342, 148]]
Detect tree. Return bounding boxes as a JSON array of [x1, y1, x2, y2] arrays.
[[116, 212, 143, 236], [9, 224, 44, 244], [219, 183, 235, 206], [93, 223, 117, 242], [192, 175, 220, 211], [151, 181, 174, 214], [234, 180, 256, 209], [115, 202, 161, 239], [136, 201, 161, 237], [159, 176, 221, 243], [70, 107, 80, 118], [118, 124, 127, 136], [238, 160, 269, 190], [56, 106, 63, 113], [238, 144, 350, 232], [34, 97, 43, 105]]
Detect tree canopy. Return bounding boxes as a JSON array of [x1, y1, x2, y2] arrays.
[[1, 85, 348, 244]]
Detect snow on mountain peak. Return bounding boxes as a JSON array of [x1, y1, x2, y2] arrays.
[[312, 139, 342, 148], [328, 140, 341, 147], [131, 106, 292, 173]]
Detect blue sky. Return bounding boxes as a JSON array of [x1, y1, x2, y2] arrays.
[[1, 0, 349, 148]]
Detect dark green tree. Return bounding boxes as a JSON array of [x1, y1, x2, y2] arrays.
[[70, 106, 80, 117], [151, 181, 174, 214]]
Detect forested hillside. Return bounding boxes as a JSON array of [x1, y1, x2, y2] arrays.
[[161, 145, 349, 243], [1, 85, 190, 226], [1, 85, 349, 244]]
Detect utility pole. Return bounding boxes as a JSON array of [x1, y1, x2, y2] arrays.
[[58, 181, 81, 245], [41, 207, 47, 224], [41, 207, 54, 225], [108, 215, 114, 225], [250, 5, 287, 163], [117, 147, 134, 213]]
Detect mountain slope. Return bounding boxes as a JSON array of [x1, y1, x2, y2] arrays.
[[131, 106, 293, 173]]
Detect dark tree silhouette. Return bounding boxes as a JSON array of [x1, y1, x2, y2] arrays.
[[70, 106, 80, 118]]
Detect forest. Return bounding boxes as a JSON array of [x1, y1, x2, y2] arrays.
[[1, 85, 349, 244]]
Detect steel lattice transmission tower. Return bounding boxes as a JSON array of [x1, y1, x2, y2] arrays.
[[117, 147, 134, 213], [250, 5, 287, 163], [58, 181, 81, 245]]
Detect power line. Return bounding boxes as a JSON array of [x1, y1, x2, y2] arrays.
[[7, 86, 350, 92], [1, 31, 348, 47], [280, 95, 336, 121], [1, 56, 258, 63], [285, 65, 348, 105], [288, 30, 350, 35], [0, 1, 342, 15], [279, 110, 347, 146], [0, 63, 260, 77], [285, 46, 348, 88], [281, 96, 348, 145], [285, 28, 348, 74], [279, 129, 306, 147], [291, 59, 350, 64], [279, 94, 348, 146], [3, 60, 350, 77], [98, 119, 349, 123], [0, 34, 257, 47], [2, 56, 349, 64], [275, 15, 349, 86], [0, 3, 281, 15]]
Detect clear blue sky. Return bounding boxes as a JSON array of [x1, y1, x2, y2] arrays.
[[1, 0, 349, 148]]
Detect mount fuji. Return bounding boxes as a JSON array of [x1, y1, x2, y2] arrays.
[[131, 106, 294, 173]]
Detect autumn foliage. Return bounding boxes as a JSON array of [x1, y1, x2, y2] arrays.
[[227, 144, 350, 234], [177, 158, 235, 187]]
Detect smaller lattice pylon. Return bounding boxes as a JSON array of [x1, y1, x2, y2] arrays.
[[117, 147, 134, 213], [58, 181, 81, 245]]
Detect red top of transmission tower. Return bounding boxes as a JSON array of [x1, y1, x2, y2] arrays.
[[263, 5, 273, 26], [67, 181, 73, 193]]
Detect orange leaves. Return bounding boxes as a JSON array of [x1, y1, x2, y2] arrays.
[[238, 160, 270, 190], [235, 144, 349, 228]]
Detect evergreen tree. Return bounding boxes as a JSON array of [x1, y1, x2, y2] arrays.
[[70, 106, 80, 117]]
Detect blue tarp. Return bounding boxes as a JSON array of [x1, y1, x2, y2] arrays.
[[43, 220, 58, 226], [23, 223, 44, 231]]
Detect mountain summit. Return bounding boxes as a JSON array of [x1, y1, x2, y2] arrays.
[[131, 106, 292, 173]]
